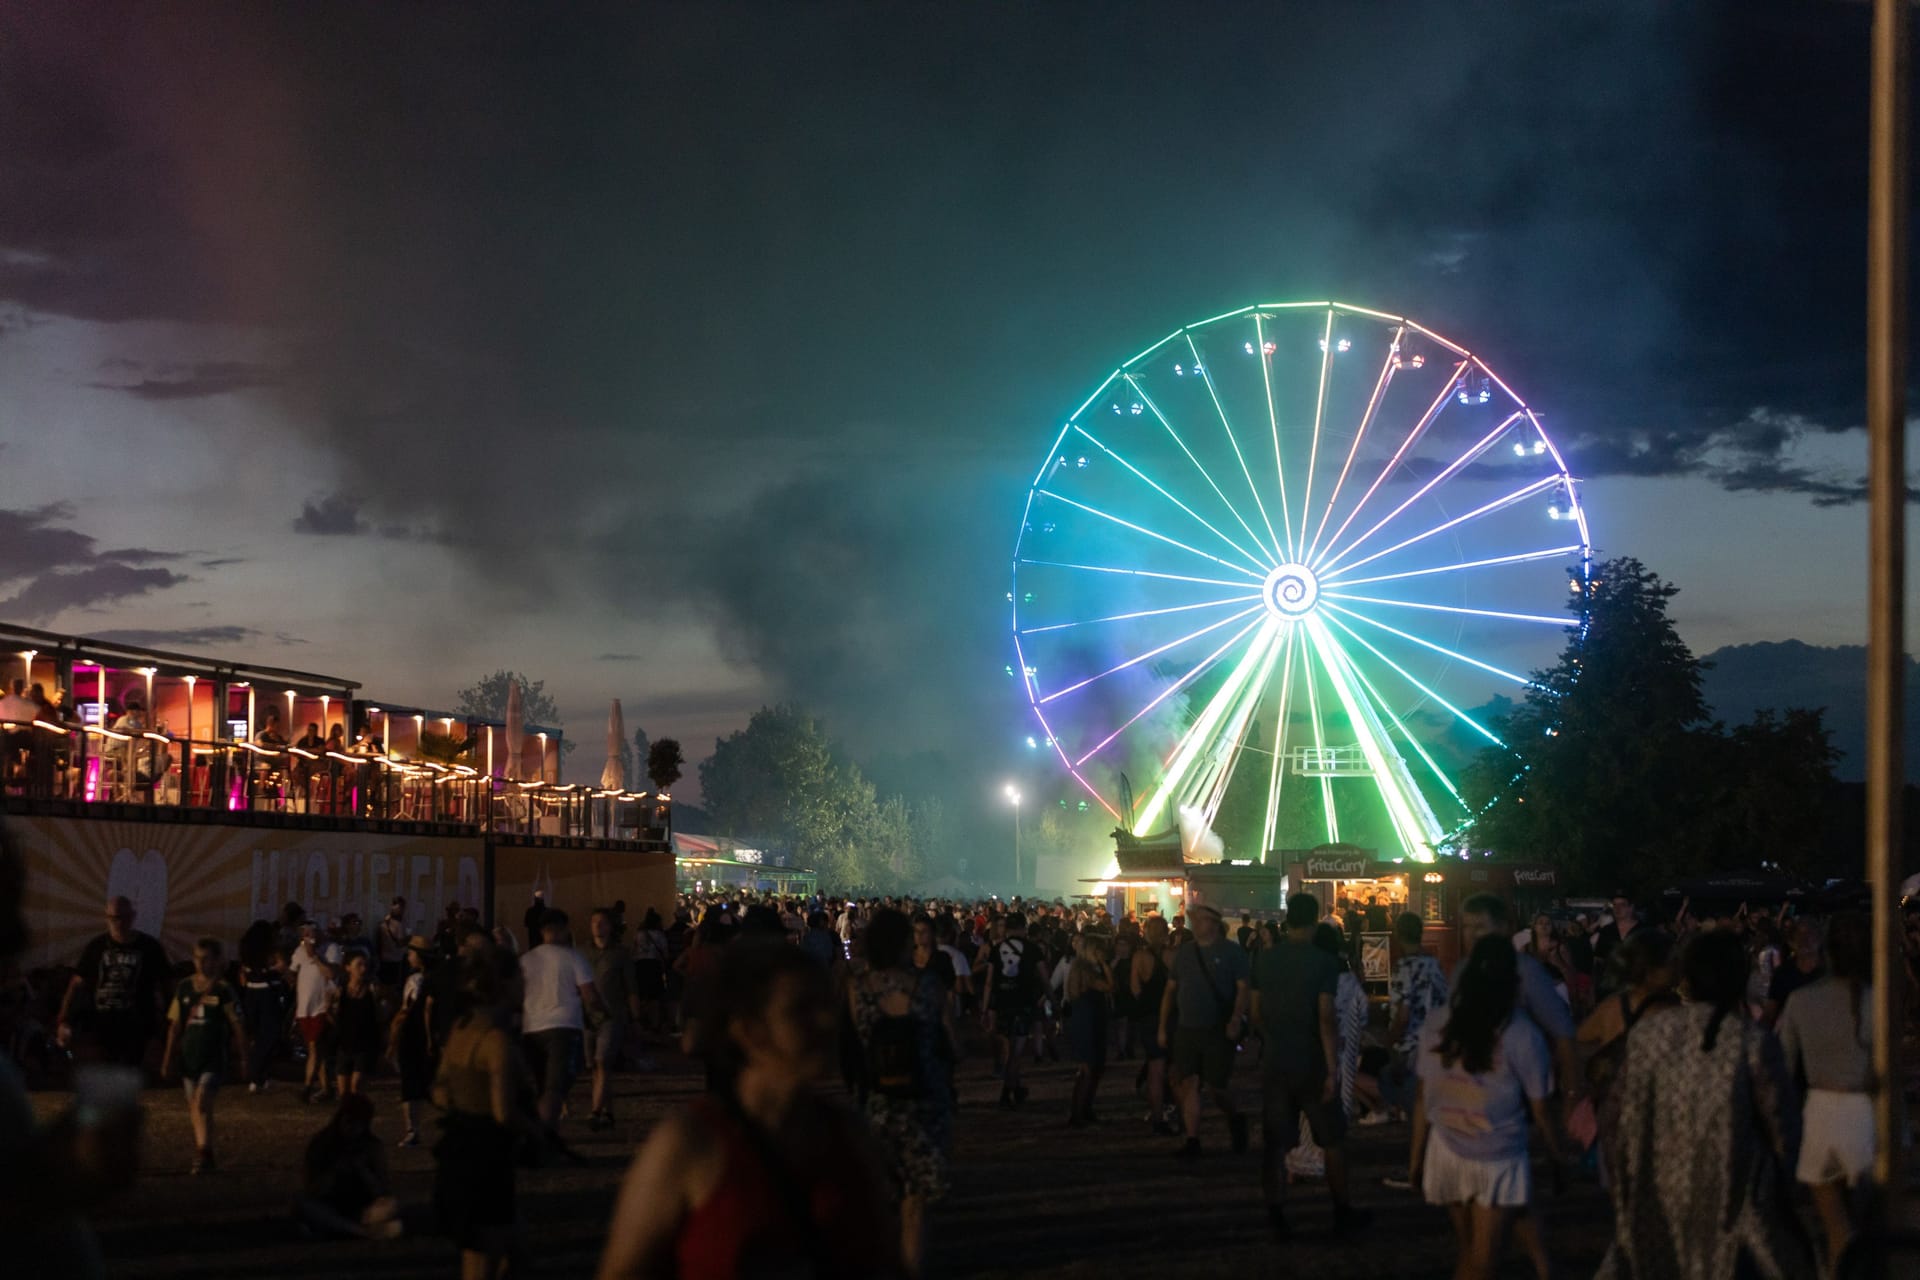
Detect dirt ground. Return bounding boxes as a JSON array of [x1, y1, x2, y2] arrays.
[[35, 1038, 1623, 1280]]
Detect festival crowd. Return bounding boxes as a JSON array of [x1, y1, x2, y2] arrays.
[[2, 838, 1913, 1279]]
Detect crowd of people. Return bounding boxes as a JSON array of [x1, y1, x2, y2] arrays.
[[3, 845, 1917, 1278]]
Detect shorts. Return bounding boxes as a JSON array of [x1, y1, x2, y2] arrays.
[[1260, 1067, 1347, 1151], [1131, 1017, 1167, 1063], [992, 1003, 1036, 1040], [1799, 1089, 1875, 1185], [1172, 1026, 1234, 1090], [586, 1019, 628, 1068], [1422, 1132, 1531, 1207], [181, 1072, 220, 1104], [296, 1015, 330, 1046], [334, 1048, 378, 1077], [524, 1028, 581, 1100]]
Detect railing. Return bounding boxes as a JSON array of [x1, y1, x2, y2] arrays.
[[0, 719, 668, 841]]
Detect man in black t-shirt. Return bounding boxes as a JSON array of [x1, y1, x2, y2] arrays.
[[58, 896, 172, 1069], [986, 913, 1042, 1109]]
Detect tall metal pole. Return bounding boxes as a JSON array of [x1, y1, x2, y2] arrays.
[[1014, 802, 1022, 890], [1866, 0, 1908, 1234]]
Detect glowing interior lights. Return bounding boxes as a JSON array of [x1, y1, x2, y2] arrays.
[[1317, 337, 1353, 353]]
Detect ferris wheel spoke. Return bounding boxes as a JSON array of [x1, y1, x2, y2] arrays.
[[1128, 376, 1279, 570], [1039, 603, 1265, 705], [1036, 490, 1266, 578], [1322, 545, 1584, 589], [1310, 362, 1467, 572], [1300, 624, 1340, 844], [1017, 558, 1265, 590], [1323, 593, 1573, 629], [1018, 593, 1262, 636], [1304, 327, 1401, 565], [1316, 412, 1524, 575], [1320, 611, 1505, 747], [1074, 417, 1274, 573], [1187, 333, 1283, 559], [1296, 310, 1337, 567], [1322, 475, 1563, 580], [1131, 620, 1280, 836], [1259, 625, 1301, 860], [1028, 703, 1124, 821], [1072, 613, 1267, 769], [1254, 313, 1298, 558], [1320, 602, 1535, 686], [1330, 632, 1469, 811]]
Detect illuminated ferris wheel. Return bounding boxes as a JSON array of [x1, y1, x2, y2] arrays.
[[1009, 301, 1591, 861]]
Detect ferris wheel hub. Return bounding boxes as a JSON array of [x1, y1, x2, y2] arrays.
[[1262, 563, 1321, 620]]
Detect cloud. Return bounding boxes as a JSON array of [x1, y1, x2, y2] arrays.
[[87, 359, 279, 401], [1, 563, 187, 619], [91, 625, 260, 648], [0, 504, 190, 622], [198, 557, 245, 569], [291, 492, 368, 536], [596, 653, 643, 662]]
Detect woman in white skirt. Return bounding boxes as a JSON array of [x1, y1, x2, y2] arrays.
[[1410, 935, 1563, 1280], [1777, 910, 1875, 1265]]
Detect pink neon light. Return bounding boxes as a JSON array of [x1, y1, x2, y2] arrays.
[[1312, 362, 1466, 570]]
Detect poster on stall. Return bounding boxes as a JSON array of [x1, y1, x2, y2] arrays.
[[1360, 932, 1392, 983], [12, 816, 483, 968]]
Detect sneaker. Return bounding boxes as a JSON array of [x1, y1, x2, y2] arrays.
[[1229, 1113, 1250, 1155], [1381, 1174, 1414, 1191], [1151, 1118, 1176, 1137], [397, 1130, 419, 1148], [1333, 1204, 1374, 1232], [302, 1084, 318, 1105], [247, 1082, 260, 1095], [1356, 1110, 1393, 1126]]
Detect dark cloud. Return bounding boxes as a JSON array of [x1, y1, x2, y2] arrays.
[[198, 557, 245, 569], [87, 359, 280, 401], [92, 625, 260, 648], [596, 653, 643, 662], [1, 563, 187, 620], [0, 504, 189, 621], [291, 492, 368, 537]]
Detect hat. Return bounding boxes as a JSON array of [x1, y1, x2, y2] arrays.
[[1188, 902, 1223, 921], [406, 935, 433, 953]]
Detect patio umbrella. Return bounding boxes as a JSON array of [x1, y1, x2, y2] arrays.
[[601, 699, 626, 838], [503, 679, 524, 782]]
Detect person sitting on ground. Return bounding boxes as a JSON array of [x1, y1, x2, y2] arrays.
[[296, 1093, 402, 1240]]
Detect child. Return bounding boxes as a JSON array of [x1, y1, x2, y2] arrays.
[[161, 937, 249, 1174]]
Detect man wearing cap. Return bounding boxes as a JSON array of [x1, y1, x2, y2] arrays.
[[1157, 901, 1251, 1160]]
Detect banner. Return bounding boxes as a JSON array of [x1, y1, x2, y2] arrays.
[[13, 816, 483, 968], [492, 842, 674, 949]]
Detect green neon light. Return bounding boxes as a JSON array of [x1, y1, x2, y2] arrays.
[[1124, 380, 1278, 571], [1123, 328, 1186, 370], [1066, 370, 1121, 425], [1259, 624, 1299, 862], [1189, 305, 1258, 330], [1072, 422, 1269, 573], [1132, 620, 1277, 836], [1309, 618, 1443, 859], [1328, 301, 1406, 323], [1335, 636, 1468, 811], [1321, 612, 1505, 747], [1254, 313, 1296, 558], [1300, 626, 1340, 844], [1186, 333, 1282, 560], [1197, 626, 1287, 825]]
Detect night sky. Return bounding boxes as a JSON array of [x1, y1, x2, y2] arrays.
[[0, 3, 1907, 812]]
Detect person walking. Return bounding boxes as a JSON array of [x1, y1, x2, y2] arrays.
[[1410, 936, 1562, 1280], [290, 922, 340, 1103], [160, 937, 249, 1175], [596, 941, 900, 1280], [1778, 911, 1876, 1266], [519, 910, 606, 1137], [1576, 928, 1678, 1183], [1595, 930, 1812, 1279], [331, 952, 382, 1098], [57, 896, 171, 1071], [237, 920, 289, 1093], [375, 897, 410, 996], [850, 908, 953, 1276], [1252, 894, 1369, 1237], [1064, 932, 1113, 1127], [1379, 912, 1448, 1128], [389, 934, 436, 1148], [1158, 902, 1250, 1160], [433, 946, 538, 1280], [584, 907, 641, 1132], [985, 913, 1043, 1110], [1131, 914, 1174, 1135]]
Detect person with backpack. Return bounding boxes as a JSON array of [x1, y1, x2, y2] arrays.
[[849, 909, 952, 1276], [985, 913, 1044, 1109], [1158, 902, 1251, 1160]]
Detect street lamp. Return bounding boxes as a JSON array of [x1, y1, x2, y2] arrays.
[[1003, 784, 1022, 890]]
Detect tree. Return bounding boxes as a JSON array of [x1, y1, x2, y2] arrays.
[[646, 738, 684, 794], [1463, 557, 1837, 894], [452, 670, 573, 754]]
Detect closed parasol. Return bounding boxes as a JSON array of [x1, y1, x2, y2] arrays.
[[601, 699, 626, 790]]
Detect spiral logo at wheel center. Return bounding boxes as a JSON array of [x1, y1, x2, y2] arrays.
[[1262, 563, 1320, 619]]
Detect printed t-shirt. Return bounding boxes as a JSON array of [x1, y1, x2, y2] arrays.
[[521, 944, 595, 1034], [169, 978, 240, 1077], [1391, 952, 1450, 1056], [1415, 1010, 1553, 1162], [76, 931, 170, 1020]]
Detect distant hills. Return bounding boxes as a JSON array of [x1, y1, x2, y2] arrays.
[[1700, 640, 1920, 782]]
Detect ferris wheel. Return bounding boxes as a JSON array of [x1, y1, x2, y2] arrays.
[[1009, 301, 1591, 862]]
